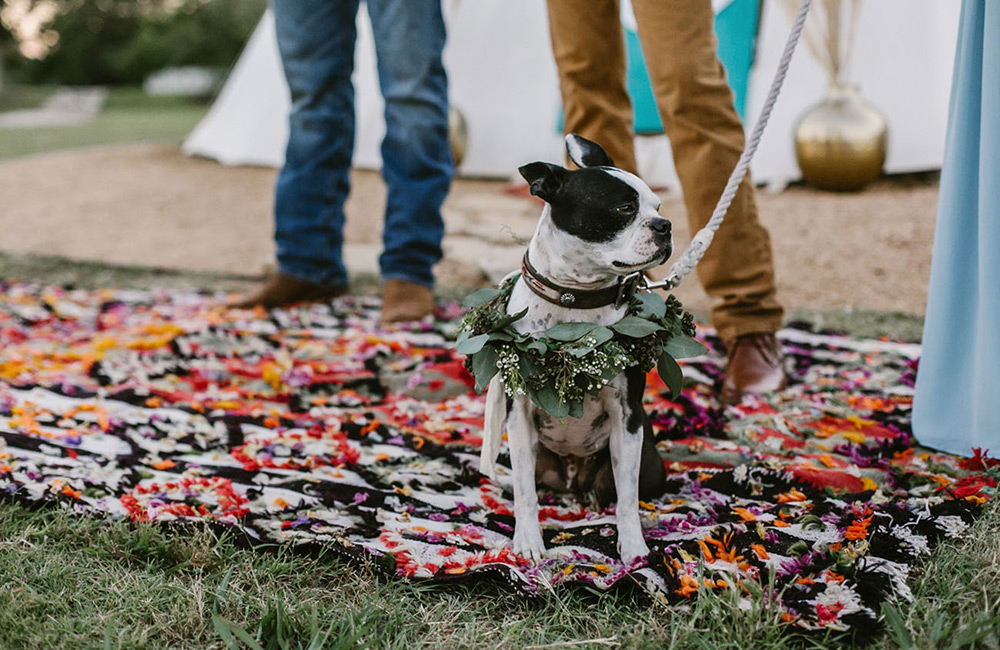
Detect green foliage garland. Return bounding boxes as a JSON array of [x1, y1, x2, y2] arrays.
[[457, 275, 704, 418]]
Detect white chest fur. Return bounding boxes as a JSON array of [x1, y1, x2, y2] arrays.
[[505, 277, 628, 458]]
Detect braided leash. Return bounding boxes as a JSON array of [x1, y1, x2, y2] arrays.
[[645, 0, 813, 291]]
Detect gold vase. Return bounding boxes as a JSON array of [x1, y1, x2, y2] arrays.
[[794, 83, 888, 192], [448, 106, 468, 167]]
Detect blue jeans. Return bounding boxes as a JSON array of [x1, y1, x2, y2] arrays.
[[272, 0, 452, 288]]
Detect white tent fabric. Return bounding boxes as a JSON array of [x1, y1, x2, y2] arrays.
[[183, 0, 960, 189], [182, 11, 288, 168], [183, 1, 563, 177]]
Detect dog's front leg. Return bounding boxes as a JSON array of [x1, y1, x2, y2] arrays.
[[507, 397, 545, 561], [607, 387, 650, 564]]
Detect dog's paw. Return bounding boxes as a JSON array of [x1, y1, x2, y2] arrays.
[[512, 528, 547, 562], [618, 538, 650, 565]]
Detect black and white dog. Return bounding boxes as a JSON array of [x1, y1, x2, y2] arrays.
[[481, 135, 671, 564]]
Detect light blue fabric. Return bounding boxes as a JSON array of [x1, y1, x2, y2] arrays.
[[271, 0, 452, 289], [912, 0, 1000, 457]]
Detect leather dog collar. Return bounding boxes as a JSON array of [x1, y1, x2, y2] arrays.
[[521, 252, 643, 309]]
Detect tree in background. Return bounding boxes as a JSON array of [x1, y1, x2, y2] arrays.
[[0, 8, 16, 90], [8, 0, 266, 86]]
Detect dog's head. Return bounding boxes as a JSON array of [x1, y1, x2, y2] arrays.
[[518, 135, 671, 277]]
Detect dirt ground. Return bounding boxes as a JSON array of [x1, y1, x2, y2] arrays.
[[0, 143, 938, 316]]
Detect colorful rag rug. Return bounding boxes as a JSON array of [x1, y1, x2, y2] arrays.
[[0, 283, 996, 638]]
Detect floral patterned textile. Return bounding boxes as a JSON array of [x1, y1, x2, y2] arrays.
[[0, 283, 995, 638]]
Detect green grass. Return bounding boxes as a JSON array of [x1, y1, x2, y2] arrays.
[[878, 497, 1000, 650], [0, 84, 56, 112], [0, 86, 207, 161], [0, 499, 996, 649]]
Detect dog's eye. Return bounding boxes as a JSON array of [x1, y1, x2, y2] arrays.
[[615, 204, 636, 215]]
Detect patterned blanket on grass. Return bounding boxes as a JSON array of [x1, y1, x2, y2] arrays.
[[0, 283, 996, 638]]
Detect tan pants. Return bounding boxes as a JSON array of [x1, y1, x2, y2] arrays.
[[546, 0, 784, 341]]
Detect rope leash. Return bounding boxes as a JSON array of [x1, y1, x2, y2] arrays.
[[645, 0, 813, 292]]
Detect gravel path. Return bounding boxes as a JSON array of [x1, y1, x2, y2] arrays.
[[0, 143, 938, 316]]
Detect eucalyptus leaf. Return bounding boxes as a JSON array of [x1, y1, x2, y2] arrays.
[[635, 291, 667, 319], [462, 288, 500, 308], [544, 321, 598, 342], [518, 352, 540, 378], [664, 336, 707, 359], [599, 363, 622, 382], [488, 331, 514, 342], [656, 352, 683, 399], [588, 326, 614, 346], [456, 333, 490, 355], [610, 316, 665, 338], [529, 385, 571, 418], [568, 399, 585, 419], [524, 339, 549, 355], [471, 346, 499, 393], [494, 307, 529, 329], [569, 346, 595, 358]]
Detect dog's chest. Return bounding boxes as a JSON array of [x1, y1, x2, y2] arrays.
[[528, 396, 613, 457], [506, 279, 627, 457]]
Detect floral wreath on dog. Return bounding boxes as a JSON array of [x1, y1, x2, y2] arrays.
[[458, 274, 705, 417]]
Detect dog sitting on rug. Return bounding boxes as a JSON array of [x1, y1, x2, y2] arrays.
[[468, 135, 698, 564]]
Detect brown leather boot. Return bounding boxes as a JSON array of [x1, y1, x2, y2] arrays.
[[234, 273, 348, 309], [380, 279, 435, 323], [721, 332, 787, 404]]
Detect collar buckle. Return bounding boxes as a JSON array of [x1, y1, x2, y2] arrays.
[[615, 272, 645, 308]]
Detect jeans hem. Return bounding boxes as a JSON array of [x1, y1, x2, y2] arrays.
[[277, 264, 349, 288]]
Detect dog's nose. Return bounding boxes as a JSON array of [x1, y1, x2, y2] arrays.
[[651, 218, 671, 235]]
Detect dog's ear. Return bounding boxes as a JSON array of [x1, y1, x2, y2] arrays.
[[565, 134, 614, 168], [518, 161, 565, 202]]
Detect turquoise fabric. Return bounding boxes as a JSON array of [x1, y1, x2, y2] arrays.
[[627, 0, 758, 132], [625, 29, 661, 134], [560, 0, 759, 134], [713, 0, 759, 121], [912, 0, 1000, 457]]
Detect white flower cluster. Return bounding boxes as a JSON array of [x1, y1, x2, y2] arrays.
[[496, 345, 527, 396]]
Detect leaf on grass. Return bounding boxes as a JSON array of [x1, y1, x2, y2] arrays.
[[656, 352, 683, 398], [664, 336, 707, 359], [880, 603, 914, 649], [213, 614, 265, 650]]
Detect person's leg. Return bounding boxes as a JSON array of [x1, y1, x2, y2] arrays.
[[631, 0, 783, 342], [545, 0, 637, 173], [272, 0, 359, 288], [367, 0, 452, 293]]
